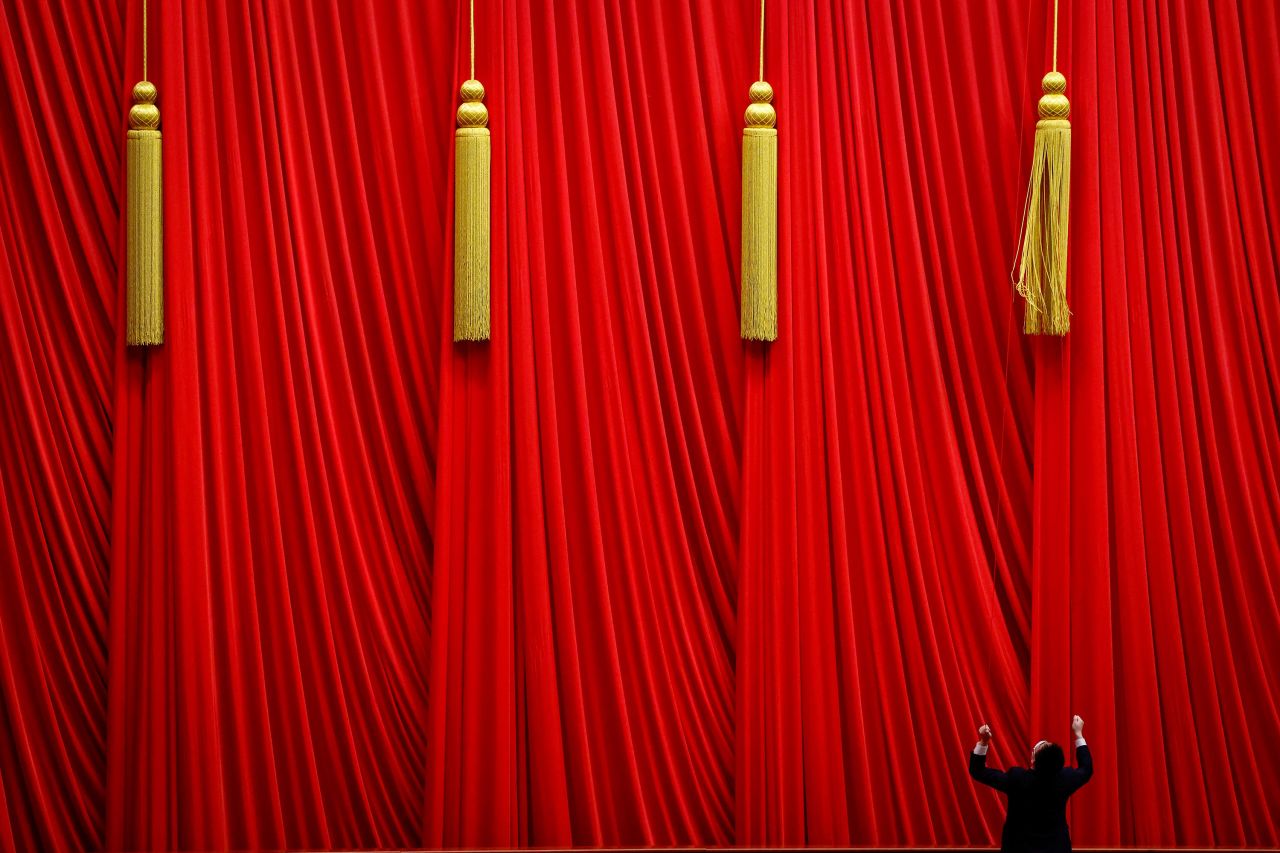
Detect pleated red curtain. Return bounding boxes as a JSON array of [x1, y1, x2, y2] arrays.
[[1030, 0, 1280, 845], [0, 2, 117, 850], [1, 0, 1278, 851], [736, 0, 1036, 844], [105, 1, 446, 849], [426, 0, 742, 843]]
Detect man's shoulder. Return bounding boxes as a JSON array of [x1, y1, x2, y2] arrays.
[[1005, 766, 1030, 780]]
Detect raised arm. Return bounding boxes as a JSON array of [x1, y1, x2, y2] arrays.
[[969, 724, 1013, 792], [1063, 715, 1094, 793]]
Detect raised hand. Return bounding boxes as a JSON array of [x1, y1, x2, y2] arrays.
[[979, 724, 993, 744], [1072, 715, 1084, 736]]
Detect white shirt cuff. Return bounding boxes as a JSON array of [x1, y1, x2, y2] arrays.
[[973, 742, 989, 755], [1074, 737, 1086, 747]]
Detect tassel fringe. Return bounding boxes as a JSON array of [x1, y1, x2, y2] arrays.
[[454, 79, 490, 342], [1017, 71, 1071, 336], [741, 80, 777, 342], [127, 81, 163, 346]]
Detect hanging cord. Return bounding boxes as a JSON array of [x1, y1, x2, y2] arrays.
[[757, 0, 765, 82], [470, 0, 475, 79], [142, 0, 148, 79], [1052, 0, 1059, 71]]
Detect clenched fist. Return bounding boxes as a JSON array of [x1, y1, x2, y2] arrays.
[[978, 724, 993, 745], [1072, 715, 1084, 736]]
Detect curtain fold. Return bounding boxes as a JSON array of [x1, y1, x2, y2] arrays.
[[1030, 0, 1280, 845], [1, 0, 1278, 850], [736, 0, 1035, 844], [105, 1, 444, 849], [425, 1, 741, 844], [0, 1, 118, 849]]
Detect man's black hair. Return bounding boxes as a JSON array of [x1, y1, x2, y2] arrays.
[[1034, 742, 1066, 777]]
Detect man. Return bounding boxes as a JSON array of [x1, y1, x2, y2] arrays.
[[968, 715, 1093, 853]]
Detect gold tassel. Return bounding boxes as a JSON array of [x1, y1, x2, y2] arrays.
[[454, 78, 490, 342], [741, 80, 777, 342], [1016, 73, 1071, 335], [126, 80, 163, 346]]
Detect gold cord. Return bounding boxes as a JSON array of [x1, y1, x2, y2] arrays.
[[1052, 0, 1059, 71], [470, 0, 475, 80], [142, 0, 148, 79], [757, 0, 765, 82]]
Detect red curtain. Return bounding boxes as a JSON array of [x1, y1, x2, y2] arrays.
[[0, 1, 117, 850], [2, 0, 1278, 851], [105, 1, 444, 849]]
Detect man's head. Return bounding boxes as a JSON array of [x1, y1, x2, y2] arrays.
[[1031, 741, 1065, 775]]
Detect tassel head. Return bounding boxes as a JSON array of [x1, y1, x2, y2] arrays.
[[129, 80, 160, 130], [457, 78, 489, 128], [126, 80, 163, 346], [744, 81, 776, 128], [1016, 71, 1071, 336], [454, 79, 491, 342], [741, 80, 778, 342], [1037, 71, 1070, 121]]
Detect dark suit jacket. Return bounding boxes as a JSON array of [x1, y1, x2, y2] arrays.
[[969, 743, 1093, 853]]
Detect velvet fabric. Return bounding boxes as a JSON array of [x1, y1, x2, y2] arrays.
[[1, 0, 1277, 849]]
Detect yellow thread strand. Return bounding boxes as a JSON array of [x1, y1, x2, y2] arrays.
[[454, 129, 490, 340], [741, 128, 777, 340], [127, 133, 163, 343], [142, 0, 148, 79], [469, 0, 475, 80], [1017, 121, 1070, 334], [757, 0, 765, 82]]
